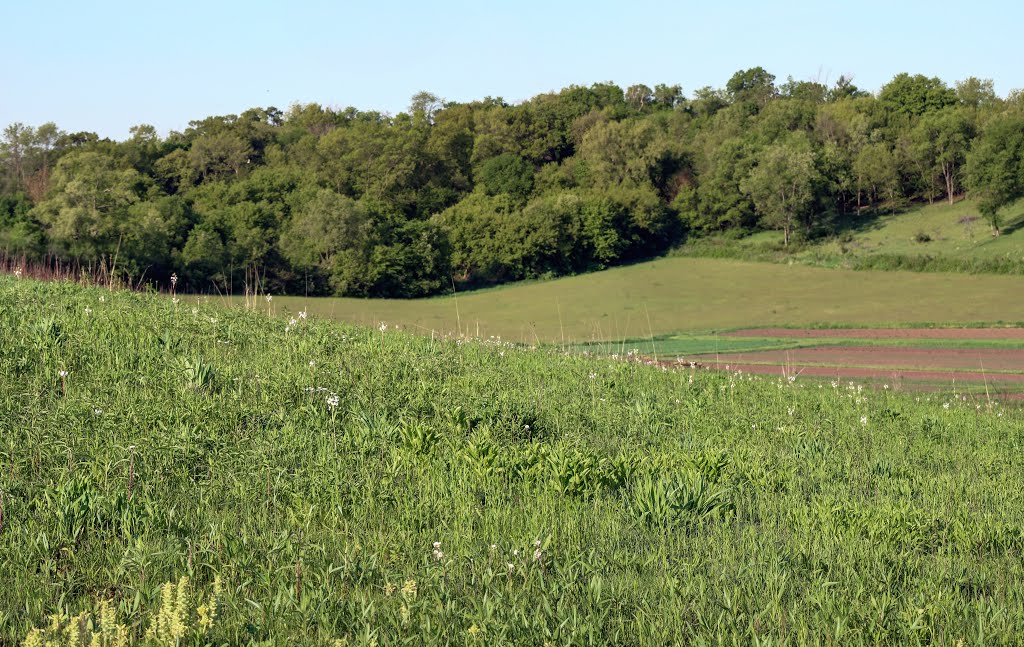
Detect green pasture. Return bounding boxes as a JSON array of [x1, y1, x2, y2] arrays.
[[4, 277, 1024, 644], [231, 256, 1024, 343]]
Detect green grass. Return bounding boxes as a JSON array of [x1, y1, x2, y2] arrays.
[[822, 199, 1024, 261], [230, 256, 1024, 343], [4, 277, 1024, 644], [698, 198, 1024, 272]]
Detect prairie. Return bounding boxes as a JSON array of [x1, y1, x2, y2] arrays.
[[3, 276, 1024, 644]]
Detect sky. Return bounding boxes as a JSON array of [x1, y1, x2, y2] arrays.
[[3, 0, 1022, 140]]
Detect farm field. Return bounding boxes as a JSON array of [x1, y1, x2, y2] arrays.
[[5, 276, 1024, 644], [236, 256, 1024, 343], [583, 328, 1024, 395]]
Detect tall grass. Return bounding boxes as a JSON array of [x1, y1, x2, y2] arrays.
[[2, 277, 1023, 644]]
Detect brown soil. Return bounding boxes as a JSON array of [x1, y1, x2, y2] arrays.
[[687, 345, 1024, 384], [693, 347, 1024, 372], [725, 327, 1024, 339]]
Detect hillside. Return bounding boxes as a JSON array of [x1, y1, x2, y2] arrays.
[[696, 197, 1024, 272], [3, 277, 1024, 643]]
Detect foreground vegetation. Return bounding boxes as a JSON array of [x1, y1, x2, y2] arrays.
[[4, 71, 1024, 298], [2, 276, 1024, 644]]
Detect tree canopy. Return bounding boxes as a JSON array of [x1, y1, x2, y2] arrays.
[[2, 70, 1022, 296]]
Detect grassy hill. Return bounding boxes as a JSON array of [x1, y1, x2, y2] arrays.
[[3, 277, 1024, 644], [714, 197, 1024, 270]]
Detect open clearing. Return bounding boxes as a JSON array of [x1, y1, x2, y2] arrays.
[[243, 257, 1024, 342]]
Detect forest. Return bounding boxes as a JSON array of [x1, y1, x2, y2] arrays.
[[2, 69, 1024, 297]]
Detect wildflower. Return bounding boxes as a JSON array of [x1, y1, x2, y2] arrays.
[[94, 408, 102, 416], [432, 541, 444, 561], [289, 318, 298, 327], [468, 624, 481, 638], [943, 402, 950, 410], [534, 539, 541, 548], [99, 295, 106, 302], [860, 416, 868, 426], [84, 306, 92, 315], [13, 268, 22, 278], [788, 407, 795, 416], [265, 294, 273, 302], [533, 548, 543, 561], [507, 563, 515, 574], [170, 273, 178, 287], [401, 579, 417, 598], [309, 360, 315, 368], [58, 370, 68, 378], [172, 297, 180, 305], [299, 310, 308, 320], [326, 394, 340, 409], [490, 544, 497, 552], [512, 549, 519, 557], [384, 582, 397, 596], [379, 322, 388, 332], [588, 372, 597, 379]]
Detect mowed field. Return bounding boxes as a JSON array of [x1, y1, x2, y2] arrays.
[[238, 257, 1024, 343]]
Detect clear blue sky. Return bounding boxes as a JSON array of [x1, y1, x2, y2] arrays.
[[3, 0, 1021, 140]]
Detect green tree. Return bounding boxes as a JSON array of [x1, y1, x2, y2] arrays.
[[911, 108, 973, 204], [33, 151, 146, 262], [476, 153, 534, 201], [878, 73, 956, 117], [853, 142, 900, 212], [726, 67, 777, 111], [965, 113, 1024, 235], [279, 189, 371, 271], [740, 132, 820, 246]]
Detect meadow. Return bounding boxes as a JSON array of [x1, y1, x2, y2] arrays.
[[232, 255, 1024, 344], [3, 276, 1024, 644]]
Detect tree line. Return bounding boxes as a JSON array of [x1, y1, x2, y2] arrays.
[[2, 70, 1024, 297]]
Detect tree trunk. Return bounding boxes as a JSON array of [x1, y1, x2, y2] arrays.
[[944, 163, 955, 205]]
